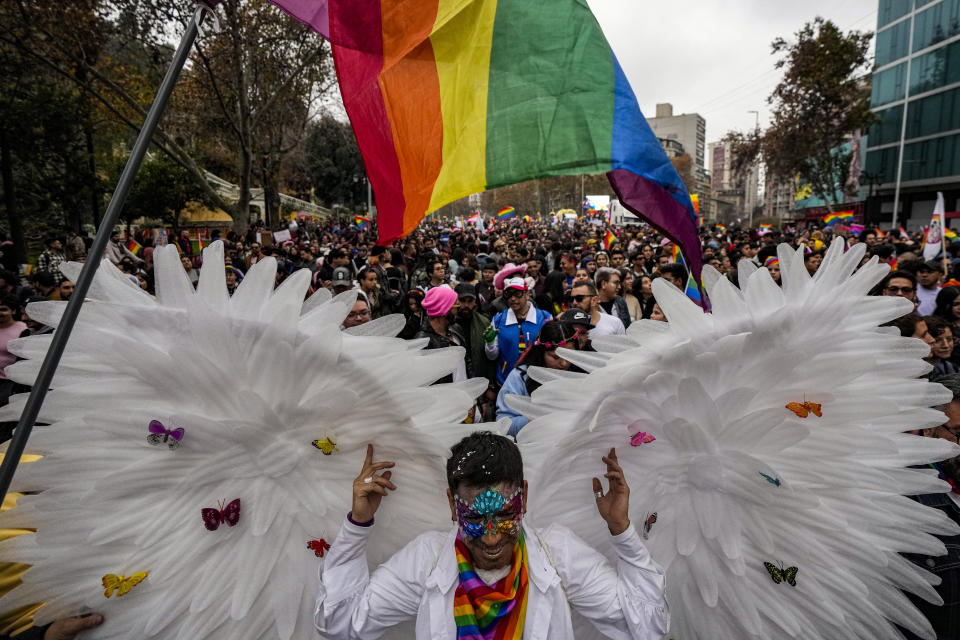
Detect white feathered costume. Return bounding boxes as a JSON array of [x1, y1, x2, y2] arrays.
[[0, 238, 956, 640]]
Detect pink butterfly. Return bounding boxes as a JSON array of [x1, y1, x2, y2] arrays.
[[148, 420, 184, 450], [201, 499, 241, 531], [630, 431, 655, 447]]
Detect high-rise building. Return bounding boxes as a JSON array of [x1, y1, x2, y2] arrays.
[[708, 140, 760, 223], [865, 0, 960, 228], [646, 103, 706, 175]]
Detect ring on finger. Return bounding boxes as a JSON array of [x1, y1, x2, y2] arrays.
[[363, 476, 374, 484], [594, 490, 603, 499]]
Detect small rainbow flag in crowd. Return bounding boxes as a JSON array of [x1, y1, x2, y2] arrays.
[[497, 206, 517, 220], [874, 227, 886, 239], [126, 238, 142, 256], [190, 233, 204, 256], [946, 228, 958, 242], [672, 244, 683, 264], [849, 223, 865, 235], [823, 211, 854, 226], [354, 215, 371, 229], [715, 223, 727, 234], [758, 223, 773, 235], [604, 229, 617, 251]]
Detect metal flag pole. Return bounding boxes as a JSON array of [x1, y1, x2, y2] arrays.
[[0, 6, 213, 504]]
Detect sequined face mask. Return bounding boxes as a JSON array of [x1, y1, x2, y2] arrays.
[[454, 487, 523, 538]]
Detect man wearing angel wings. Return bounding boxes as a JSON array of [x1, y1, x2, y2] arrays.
[[314, 433, 668, 639]]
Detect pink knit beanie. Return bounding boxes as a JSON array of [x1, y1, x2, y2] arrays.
[[422, 285, 458, 317]]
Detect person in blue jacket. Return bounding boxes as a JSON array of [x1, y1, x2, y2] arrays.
[[486, 276, 553, 384], [496, 320, 582, 436]]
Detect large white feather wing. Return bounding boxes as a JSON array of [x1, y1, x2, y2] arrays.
[[0, 242, 480, 640], [518, 238, 960, 640]]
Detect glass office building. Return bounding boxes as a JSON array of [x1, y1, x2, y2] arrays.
[[866, 0, 960, 227]]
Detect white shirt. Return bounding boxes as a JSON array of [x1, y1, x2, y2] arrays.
[[591, 309, 626, 337], [917, 284, 941, 316], [315, 519, 668, 640]]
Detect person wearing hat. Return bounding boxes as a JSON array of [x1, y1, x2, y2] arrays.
[[488, 277, 553, 384], [918, 259, 944, 316], [559, 308, 596, 351], [495, 320, 582, 435], [453, 283, 497, 384], [414, 285, 467, 384], [331, 266, 353, 296]]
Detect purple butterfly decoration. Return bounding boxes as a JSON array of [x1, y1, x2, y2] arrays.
[[147, 420, 184, 450], [202, 498, 241, 531]]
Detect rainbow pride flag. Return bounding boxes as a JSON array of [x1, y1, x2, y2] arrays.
[[604, 229, 617, 251], [823, 211, 854, 226], [189, 233, 204, 256], [497, 206, 517, 220], [945, 228, 958, 242], [126, 238, 142, 256], [715, 223, 727, 234], [758, 223, 773, 235], [354, 215, 371, 229], [269, 0, 702, 290]]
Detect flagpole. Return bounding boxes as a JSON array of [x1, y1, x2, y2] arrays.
[[0, 7, 209, 505]]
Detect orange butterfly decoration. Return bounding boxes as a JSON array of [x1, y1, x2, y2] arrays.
[[785, 396, 822, 419]]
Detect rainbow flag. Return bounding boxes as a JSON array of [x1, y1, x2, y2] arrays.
[[715, 223, 726, 234], [354, 215, 371, 229], [604, 229, 617, 251], [497, 206, 517, 220], [946, 228, 958, 242], [270, 0, 702, 290], [126, 238, 142, 256], [189, 233, 204, 256], [758, 223, 773, 235], [823, 211, 854, 226]]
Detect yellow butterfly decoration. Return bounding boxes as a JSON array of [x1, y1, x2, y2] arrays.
[[101, 572, 148, 598], [311, 437, 339, 455]]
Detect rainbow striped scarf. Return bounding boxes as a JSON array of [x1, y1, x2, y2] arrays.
[[453, 532, 528, 640]]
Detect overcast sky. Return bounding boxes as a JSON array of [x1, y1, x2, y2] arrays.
[[590, 0, 879, 151]]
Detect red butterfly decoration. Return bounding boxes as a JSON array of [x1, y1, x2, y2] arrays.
[[307, 538, 331, 558], [201, 498, 241, 531]]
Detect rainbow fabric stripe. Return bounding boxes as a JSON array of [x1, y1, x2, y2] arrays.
[[823, 211, 854, 226], [453, 533, 528, 640], [715, 223, 727, 233], [759, 223, 772, 232], [126, 238, 142, 256], [945, 228, 958, 242], [764, 256, 779, 268], [354, 215, 371, 229], [604, 229, 617, 251], [269, 0, 701, 287], [849, 223, 865, 235], [497, 207, 517, 221]]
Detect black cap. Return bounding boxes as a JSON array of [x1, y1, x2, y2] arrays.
[[370, 245, 387, 256], [920, 259, 943, 272], [559, 308, 595, 329], [455, 283, 477, 299]]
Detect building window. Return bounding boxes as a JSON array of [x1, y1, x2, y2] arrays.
[[902, 132, 960, 180], [910, 40, 960, 95], [866, 147, 900, 183], [872, 62, 908, 106], [877, 20, 911, 67], [879, 0, 913, 29], [869, 105, 904, 146], [906, 86, 960, 138], [913, 0, 960, 52]]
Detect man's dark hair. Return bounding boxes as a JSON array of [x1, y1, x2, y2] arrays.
[[447, 431, 523, 493], [870, 244, 895, 259], [882, 270, 917, 289], [884, 312, 925, 338], [0, 295, 19, 312], [659, 262, 688, 284], [571, 280, 598, 295]]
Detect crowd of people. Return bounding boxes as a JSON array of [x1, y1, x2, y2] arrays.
[[0, 213, 959, 638]]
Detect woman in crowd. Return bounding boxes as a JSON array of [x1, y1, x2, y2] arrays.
[[620, 268, 643, 321], [633, 274, 657, 320], [495, 321, 582, 437], [925, 316, 958, 375], [933, 287, 960, 364]]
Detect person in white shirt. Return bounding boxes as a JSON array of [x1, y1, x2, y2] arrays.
[[916, 260, 943, 316], [568, 281, 625, 337], [315, 433, 668, 640]]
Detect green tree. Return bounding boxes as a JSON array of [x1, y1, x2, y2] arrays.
[[111, 152, 213, 233], [725, 18, 876, 210], [306, 115, 367, 211]]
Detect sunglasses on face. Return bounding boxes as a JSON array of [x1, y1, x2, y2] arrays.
[[503, 288, 524, 299], [885, 286, 915, 294], [570, 294, 596, 302]]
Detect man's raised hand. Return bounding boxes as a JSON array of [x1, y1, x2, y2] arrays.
[[351, 444, 396, 523], [592, 447, 631, 536]]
